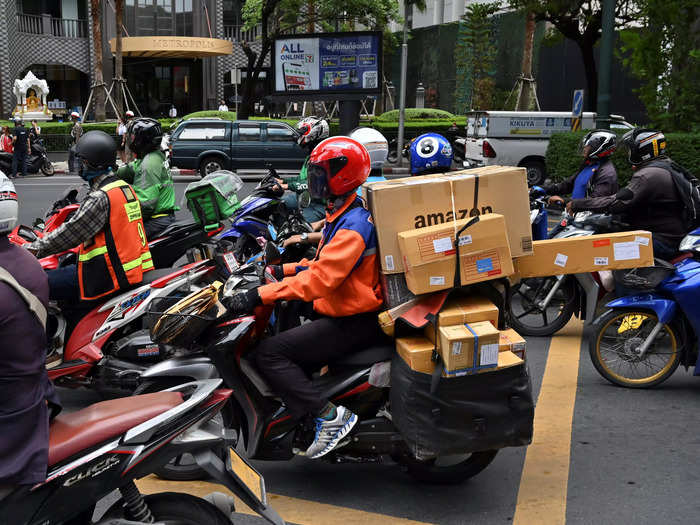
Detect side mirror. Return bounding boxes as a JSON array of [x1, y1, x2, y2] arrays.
[[298, 191, 311, 209], [264, 241, 282, 265]]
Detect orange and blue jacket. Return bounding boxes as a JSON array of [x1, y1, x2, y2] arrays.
[[258, 194, 383, 317]]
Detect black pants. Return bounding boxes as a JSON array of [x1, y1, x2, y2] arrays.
[[145, 214, 175, 240], [12, 150, 27, 177], [255, 309, 386, 418]]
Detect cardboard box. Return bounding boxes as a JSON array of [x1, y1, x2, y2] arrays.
[[514, 231, 654, 278], [424, 320, 500, 375], [396, 335, 523, 376], [438, 295, 500, 327], [398, 213, 515, 295], [363, 166, 532, 274], [499, 328, 526, 360], [395, 336, 435, 375]]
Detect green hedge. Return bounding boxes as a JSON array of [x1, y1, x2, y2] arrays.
[[374, 108, 457, 122], [181, 110, 237, 121], [546, 131, 700, 186]]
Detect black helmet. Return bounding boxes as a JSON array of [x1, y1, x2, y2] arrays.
[[621, 128, 667, 166], [579, 129, 617, 160], [75, 130, 117, 175], [127, 118, 163, 157]]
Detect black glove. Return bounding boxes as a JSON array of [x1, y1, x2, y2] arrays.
[[265, 265, 284, 281], [224, 288, 261, 315]]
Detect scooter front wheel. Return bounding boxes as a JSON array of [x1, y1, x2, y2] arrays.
[[41, 159, 54, 176], [508, 276, 576, 336], [589, 309, 681, 388]]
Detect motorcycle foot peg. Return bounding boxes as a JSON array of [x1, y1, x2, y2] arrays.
[[292, 447, 307, 456]]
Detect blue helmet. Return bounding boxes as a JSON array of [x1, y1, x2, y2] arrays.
[[410, 133, 453, 175]]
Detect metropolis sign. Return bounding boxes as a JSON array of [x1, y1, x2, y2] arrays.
[[272, 31, 382, 97], [110, 36, 233, 58]]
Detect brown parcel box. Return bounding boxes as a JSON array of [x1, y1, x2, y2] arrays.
[[438, 295, 500, 327], [514, 231, 654, 278], [424, 321, 500, 375], [363, 166, 532, 274], [499, 328, 526, 360], [396, 336, 523, 376], [398, 213, 515, 295]]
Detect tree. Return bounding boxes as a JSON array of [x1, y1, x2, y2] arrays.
[[90, 0, 106, 121], [238, 0, 400, 119], [516, 11, 536, 111], [508, 0, 641, 111], [453, 3, 499, 113], [114, 0, 124, 117], [619, 0, 699, 131]]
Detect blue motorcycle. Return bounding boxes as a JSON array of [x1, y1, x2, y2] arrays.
[[218, 169, 287, 263], [588, 229, 700, 388]]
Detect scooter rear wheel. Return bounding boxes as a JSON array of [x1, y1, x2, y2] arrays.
[[397, 450, 498, 484], [102, 492, 231, 524]]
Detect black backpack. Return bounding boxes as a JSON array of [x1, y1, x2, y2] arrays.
[[647, 159, 700, 230]]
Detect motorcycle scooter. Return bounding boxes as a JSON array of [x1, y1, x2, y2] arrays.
[[137, 244, 499, 483], [0, 379, 284, 525], [0, 137, 54, 176], [587, 228, 700, 388]]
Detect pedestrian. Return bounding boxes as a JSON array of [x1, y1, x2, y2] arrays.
[[117, 116, 128, 163], [168, 104, 177, 118], [124, 110, 135, 162], [1, 127, 13, 154], [218, 100, 229, 112], [29, 120, 41, 142], [67, 111, 82, 174], [11, 118, 30, 178]]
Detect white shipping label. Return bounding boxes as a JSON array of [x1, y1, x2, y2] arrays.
[[554, 253, 568, 267], [384, 255, 395, 271], [430, 276, 446, 286], [614, 242, 640, 261], [451, 341, 463, 356], [594, 256, 609, 266], [635, 236, 650, 246], [480, 344, 499, 366], [458, 235, 473, 246], [433, 237, 453, 253]]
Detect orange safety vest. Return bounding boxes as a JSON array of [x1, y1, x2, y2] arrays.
[[77, 178, 154, 300]]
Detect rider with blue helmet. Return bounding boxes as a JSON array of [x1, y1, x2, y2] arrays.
[[409, 133, 453, 175]]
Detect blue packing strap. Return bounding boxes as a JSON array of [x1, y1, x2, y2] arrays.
[[464, 322, 478, 370]]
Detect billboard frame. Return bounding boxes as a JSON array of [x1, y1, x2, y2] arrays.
[[271, 30, 383, 99]]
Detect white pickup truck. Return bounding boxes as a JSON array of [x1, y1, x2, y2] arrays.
[[461, 111, 633, 185]]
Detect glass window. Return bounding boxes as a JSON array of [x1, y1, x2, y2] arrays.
[[238, 124, 260, 142], [267, 124, 295, 142], [178, 124, 227, 140]]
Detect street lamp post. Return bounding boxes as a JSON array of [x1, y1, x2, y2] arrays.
[[396, 0, 409, 167], [596, 0, 615, 129]]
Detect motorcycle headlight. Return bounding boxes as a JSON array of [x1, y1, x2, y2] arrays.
[[679, 234, 700, 252]]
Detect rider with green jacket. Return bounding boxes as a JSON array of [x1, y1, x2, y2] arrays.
[[117, 118, 177, 239]]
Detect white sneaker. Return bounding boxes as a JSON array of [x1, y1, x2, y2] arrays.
[[305, 406, 358, 459]]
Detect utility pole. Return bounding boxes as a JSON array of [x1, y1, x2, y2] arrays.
[[596, 0, 615, 129], [396, 0, 409, 167]]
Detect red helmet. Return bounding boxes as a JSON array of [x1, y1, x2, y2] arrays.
[[307, 137, 370, 199]]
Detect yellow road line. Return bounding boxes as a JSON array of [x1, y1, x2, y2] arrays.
[[137, 475, 434, 525], [512, 319, 583, 525]]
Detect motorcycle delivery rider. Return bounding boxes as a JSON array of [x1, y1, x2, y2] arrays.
[[276, 117, 329, 224], [567, 129, 688, 260], [27, 131, 153, 312], [225, 136, 386, 459], [117, 118, 177, 240], [0, 174, 60, 499], [545, 129, 618, 208]]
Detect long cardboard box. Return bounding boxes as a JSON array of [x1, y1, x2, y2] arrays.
[[396, 336, 523, 376], [514, 231, 654, 278], [398, 214, 514, 295], [363, 166, 532, 274]]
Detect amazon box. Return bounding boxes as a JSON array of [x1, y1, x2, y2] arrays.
[[396, 335, 522, 377], [398, 213, 514, 295], [499, 328, 527, 360], [438, 295, 500, 327], [424, 321, 500, 375], [514, 231, 654, 278], [363, 166, 532, 274]]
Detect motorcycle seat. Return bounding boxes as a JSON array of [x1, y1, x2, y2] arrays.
[[333, 344, 394, 367], [155, 219, 197, 238], [48, 391, 183, 466], [141, 268, 178, 285]]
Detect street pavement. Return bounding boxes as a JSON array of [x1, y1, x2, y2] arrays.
[[16, 176, 700, 525]]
